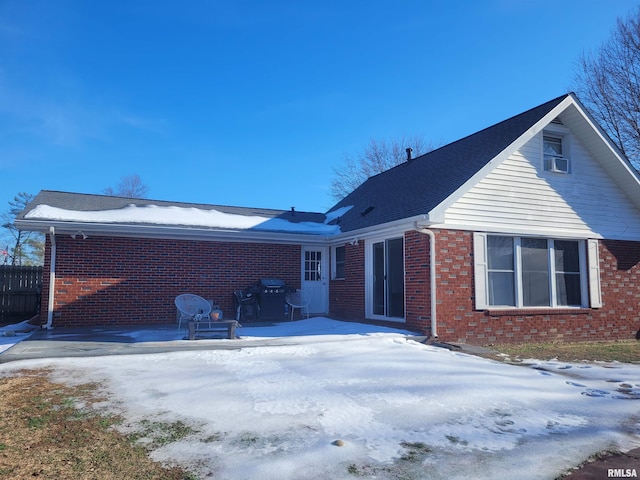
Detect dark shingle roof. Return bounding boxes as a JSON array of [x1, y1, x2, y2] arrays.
[[18, 190, 326, 227], [19, 191, 279, 217], [327, 94, 570, 232]]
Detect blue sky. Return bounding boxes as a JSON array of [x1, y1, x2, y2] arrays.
[[1, 0, 638, 218]]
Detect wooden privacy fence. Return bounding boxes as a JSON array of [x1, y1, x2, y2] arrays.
[[0, 265, 43, 324]]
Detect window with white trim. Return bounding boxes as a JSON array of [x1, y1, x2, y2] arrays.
[[476, 234, 594, 308], [332, 245, 346, 280], [543, 134, 570, 173]]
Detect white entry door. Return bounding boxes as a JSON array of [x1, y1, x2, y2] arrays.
[[301, 246, 329, 315]]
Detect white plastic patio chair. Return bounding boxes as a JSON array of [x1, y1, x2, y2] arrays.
[[285, 289, 311, 320], [175, 294, 213, 330]]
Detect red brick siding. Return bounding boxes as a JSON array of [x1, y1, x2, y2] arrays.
[[329, 242, 365, 320], [41, 229, 640, 342], [405, 230, 432, 334], [598, 239, 640, 337], [405, 230, 640, 344], [328, 229, 640, 344], [41, 236, 300, 327]]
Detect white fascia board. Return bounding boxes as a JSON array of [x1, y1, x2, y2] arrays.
[[427, 220, 606, 240], [327, 214, 432, 245], [427, 96, 576, 222], [15, 219, 333, 245]]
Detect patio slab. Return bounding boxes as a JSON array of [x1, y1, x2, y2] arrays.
[[0, 321, 431, 363], [0, 324, 320, 363]]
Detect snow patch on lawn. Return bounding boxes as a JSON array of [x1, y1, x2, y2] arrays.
[[0, 320, 37, 354], [1, 318, 639, 480]]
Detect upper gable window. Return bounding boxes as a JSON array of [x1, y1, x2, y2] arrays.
[[543, 135, 570, 174]]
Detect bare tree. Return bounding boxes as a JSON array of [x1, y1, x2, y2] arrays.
[[1, 192, 44, 266], [103, 174, 149, 198], [574, 6, 640, 167], [330, 135, 435, 201]]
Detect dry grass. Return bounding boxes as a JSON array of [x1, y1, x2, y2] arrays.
[[0, 369, 195, 480], [488, 339, 640, 364]]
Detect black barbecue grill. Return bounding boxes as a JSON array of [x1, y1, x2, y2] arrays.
[[256, 278, 287, 321]]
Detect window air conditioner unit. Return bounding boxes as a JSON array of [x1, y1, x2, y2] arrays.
[[545, 156, 570, 173]]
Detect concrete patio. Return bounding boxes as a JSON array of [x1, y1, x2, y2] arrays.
[[0, 318, 438, 363]]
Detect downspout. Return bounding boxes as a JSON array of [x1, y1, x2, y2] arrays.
[[414, 225, 438, 339], [44, 226, 56, 329]]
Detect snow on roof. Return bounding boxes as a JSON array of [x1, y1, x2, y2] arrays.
[[25, 204, 350, 235], [324, 205, 353, 224]]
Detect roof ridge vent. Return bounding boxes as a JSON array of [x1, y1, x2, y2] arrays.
[[361, 206, 374, 216]]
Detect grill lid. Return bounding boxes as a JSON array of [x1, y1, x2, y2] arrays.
[[258, 278, 286, 288]]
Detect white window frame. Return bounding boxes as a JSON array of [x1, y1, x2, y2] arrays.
[[331, 245, 346, 280], [365, 233, 406, 322], [542, 128, 571, 174], [474, 233, 600, 309]]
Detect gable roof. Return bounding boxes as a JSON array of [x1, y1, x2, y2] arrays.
[[327, 94, 577, 232]]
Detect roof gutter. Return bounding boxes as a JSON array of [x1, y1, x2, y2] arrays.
[[414, 223, 438, 339], [44, 226, 56, 329]]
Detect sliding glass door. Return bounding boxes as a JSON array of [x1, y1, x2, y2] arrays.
[[372, 237, 404, 319]]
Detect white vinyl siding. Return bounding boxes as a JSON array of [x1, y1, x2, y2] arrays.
[[444, 132, 640, 240]]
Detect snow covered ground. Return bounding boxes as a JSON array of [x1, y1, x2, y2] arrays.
[[0, 318, 639, 479], [0, 319, 38, 354]]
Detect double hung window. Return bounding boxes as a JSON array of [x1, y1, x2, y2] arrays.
[[543, 134, 570, 173], [482, 235, 586, 308]]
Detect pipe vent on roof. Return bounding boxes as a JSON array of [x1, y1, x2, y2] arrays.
[[406, 147, 413, 161]]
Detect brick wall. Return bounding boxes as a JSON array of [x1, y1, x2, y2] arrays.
[[405, 230, 432, 334], [41, 229, 640, 341], [41, 235, 301, 327], [326, 229, 640, 344], [329, 241, 365, 320], [406, 230, 640, 344]]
